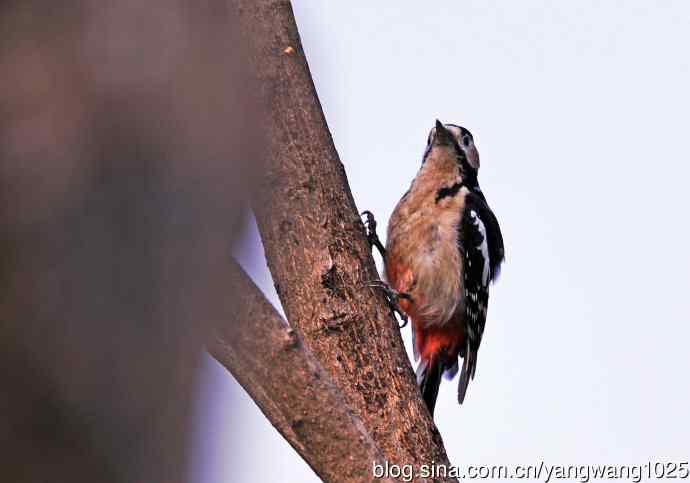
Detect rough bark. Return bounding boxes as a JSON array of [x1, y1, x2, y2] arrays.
[[232, 0, 456, 479], [208, 261, 393, 483]]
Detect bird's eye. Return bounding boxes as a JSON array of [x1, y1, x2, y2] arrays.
[[462, 136, 471, 147]]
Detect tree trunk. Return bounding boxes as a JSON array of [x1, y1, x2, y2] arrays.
[[231, 0, 456, 479], [208, 261, 393, 482], [0, 2, 260, 482]]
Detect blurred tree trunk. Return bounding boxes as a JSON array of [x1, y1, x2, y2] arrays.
[[0, 2, 261, 483]]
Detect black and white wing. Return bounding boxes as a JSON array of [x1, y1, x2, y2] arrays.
[[457, 191, 504, 403]]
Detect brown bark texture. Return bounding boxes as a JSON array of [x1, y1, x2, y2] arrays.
[[231, 0, 456, 479], [208, 261, 393, 483]]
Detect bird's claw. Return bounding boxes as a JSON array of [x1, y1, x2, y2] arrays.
[[367, 280, 410, 328], [361, 210, 386, 258], [361, 212, 404, 326]]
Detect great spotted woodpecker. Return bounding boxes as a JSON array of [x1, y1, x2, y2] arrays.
[[365, 120, 504, 416]]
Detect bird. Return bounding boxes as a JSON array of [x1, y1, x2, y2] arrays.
[[364, 120, 504, 416]]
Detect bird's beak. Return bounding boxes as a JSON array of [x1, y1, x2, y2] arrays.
[[433, 119, 453, 146]]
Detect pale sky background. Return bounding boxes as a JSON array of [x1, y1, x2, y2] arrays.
[[189, 2, 690, 481]]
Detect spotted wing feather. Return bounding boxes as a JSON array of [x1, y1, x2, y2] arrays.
[[457, 192, 504, 403]]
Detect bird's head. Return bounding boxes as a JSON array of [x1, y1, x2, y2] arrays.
[[423, 120, 480, 180]]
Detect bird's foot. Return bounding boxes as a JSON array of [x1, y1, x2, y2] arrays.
[[367, 280, 411, 328], [361, 210, 386, 259]]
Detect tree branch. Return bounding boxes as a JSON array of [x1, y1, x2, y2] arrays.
[[232, 0, 456, 479], [208, 261, 392, 483]]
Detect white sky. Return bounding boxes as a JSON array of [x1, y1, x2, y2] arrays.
[[189, 2, 690, 481]]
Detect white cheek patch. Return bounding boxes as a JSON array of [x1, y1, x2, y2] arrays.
[[470, 210, 490, 286]]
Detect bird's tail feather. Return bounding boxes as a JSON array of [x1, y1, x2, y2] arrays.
[[457, 339, 476, 405], [417, 357, 444, 416]]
